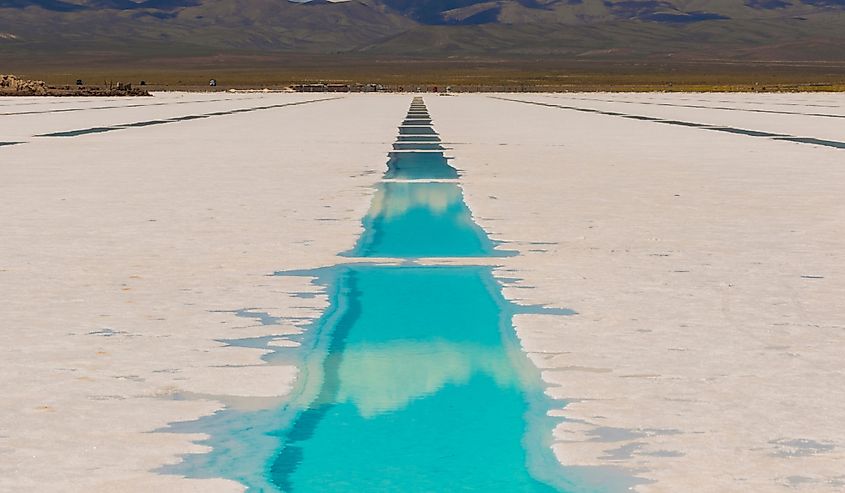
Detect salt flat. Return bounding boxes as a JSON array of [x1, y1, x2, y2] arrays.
[[428, 93, 845, 492], [1, 92, 843, 492], [0, 93, 325, 140]]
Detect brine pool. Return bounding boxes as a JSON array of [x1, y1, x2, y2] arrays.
[[163, 98, 628, 492]]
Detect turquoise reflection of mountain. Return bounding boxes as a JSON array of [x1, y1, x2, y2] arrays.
[[349, 181, 502, 257], [401, 120, 433, 126], [331, 340, 530, 417], [399, 125, 438, 135], [396, 134, 440, 141], [271, 266, 562, 493], [392, 142, 445, 151], [384, 152, 457, 179]]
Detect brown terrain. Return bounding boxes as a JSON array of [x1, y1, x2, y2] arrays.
[[6, 55, 845, 93], [3, 0, 845, 93], [1, 74, 150, 96]]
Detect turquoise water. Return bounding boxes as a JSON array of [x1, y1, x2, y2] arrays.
[[399, 126, 438, 135], [393, 142, 445, 151], [346, 181, 509, 258], [396, 135, 440, 142], [269, 265, 566, 492], [401, 119, 433, 126], [160, 264, 624, 493], [162, 98, 629, 493], [384, 152, 458, 180]]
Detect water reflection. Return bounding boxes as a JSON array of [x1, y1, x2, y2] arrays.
[[392, 142, 444, 151], [349, 182, 503, 257], [331, 341, 521, 417], [396, 134, 440, 141], [384, 152, 458, 180], [270, 266, 562, 493], [399, 125, 438, 135]]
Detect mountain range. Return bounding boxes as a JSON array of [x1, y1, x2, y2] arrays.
[[2, 0, 845, 61]]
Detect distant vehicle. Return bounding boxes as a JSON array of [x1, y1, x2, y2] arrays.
[[139, 80, 146, 86], [209, 79, 217, 87], [75, 79, 83, 86]]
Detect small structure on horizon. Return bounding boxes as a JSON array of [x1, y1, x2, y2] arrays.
[[293, 82, 384, 93]]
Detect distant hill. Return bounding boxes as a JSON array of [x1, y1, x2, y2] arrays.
[[2, 0, 845, 61]]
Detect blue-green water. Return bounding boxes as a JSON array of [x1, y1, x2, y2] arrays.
[[401, 119, 433, 126], [393, 142, 445, 151], [383, 152, 458, 180], [396, 134, 440, 142], [399, 126, 438, 135], [270, 265, 566, 492], [162, 98, 629, 493], [346, 181, 510, 258]]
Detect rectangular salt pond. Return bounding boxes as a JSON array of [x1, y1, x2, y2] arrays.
[[383, 152, 458, 180], [396, 135, 440, 142], [399, 126, 438, 135], [269, 265, 575, 492], [392, 142, 445, 151], [346, 181, 508, 258]]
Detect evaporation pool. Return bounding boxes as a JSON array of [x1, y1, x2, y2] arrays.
[[271, 265, 564, 492], [393, 142, 445, 151], [396, 135, 440, 142], [384, 152, 458, 180], [347, 181, 508, 258], [401, 120, 433, 126], [399, 126, 438, 135]]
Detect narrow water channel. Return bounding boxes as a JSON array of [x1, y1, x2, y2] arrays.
[[164, 97, 625, 492], [347, 181, 505, 258], [271, 265, 559, 492]]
